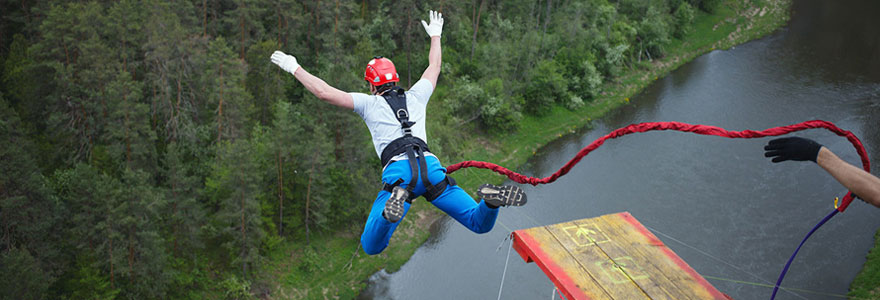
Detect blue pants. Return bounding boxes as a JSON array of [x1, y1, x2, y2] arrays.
[[361, 156, 499, 255]]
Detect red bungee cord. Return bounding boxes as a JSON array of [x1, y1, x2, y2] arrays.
[[446, 120, 870, 212]]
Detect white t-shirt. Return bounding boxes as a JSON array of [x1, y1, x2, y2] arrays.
[[351, 79, 435, 161]]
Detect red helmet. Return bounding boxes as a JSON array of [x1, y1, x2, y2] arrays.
[[364, 56, 399, 86]]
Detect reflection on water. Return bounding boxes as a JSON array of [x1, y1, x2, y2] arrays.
[[363, 0, 880, 299]]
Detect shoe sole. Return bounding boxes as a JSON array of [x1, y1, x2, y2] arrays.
[[384, 186, 408, 223], [477, 184, 527, 207]]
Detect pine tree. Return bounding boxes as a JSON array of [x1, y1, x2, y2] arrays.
[[111, 168, 171, 298], [0, 94, 61, 299], [32, 2, 111, 163], [268, 100, 303, 236], [162, 142, 206, 256], [52, 164, 123, 292], [206, 138, 265, 278], [203, 37, 255, 143], [103, 70, 157, 172]]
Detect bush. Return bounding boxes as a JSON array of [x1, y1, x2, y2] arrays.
[[523, 59, 568, 115], [689, 0, 722, 13], [572, 60, 603, 100], [564, 94, 585, 110], [481, 95, 523, 134], [674, 2, 696, 38], [445, 76, 486, 123], [637, 6, 673, 59], [220, 275, 252, 300]]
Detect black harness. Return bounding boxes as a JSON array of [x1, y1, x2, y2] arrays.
[[379, 86, 455, 202]]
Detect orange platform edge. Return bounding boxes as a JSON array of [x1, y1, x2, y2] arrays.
[[511, 212, 730, 300]]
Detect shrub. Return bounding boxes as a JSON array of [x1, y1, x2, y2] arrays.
[[524, 59, 568, 115], [674, 2, 696, 38]]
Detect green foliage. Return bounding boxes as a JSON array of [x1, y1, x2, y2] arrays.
[[690, 0, 724, 13], [674, 2, 698, 38], [220, 275, 253, 300], [524, 59, 569, 115], [0, 247, 53, 300], [206, 137, 266, 278], [297, 247, 321, 274], [445, 76, 485, 122], [637, 5, 673, 59], [480, 78, 523, 133], [62, 255, 120, 300]]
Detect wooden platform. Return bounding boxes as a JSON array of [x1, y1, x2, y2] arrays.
[[511, 212, 728, 300]]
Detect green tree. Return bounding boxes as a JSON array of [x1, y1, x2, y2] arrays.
[[103, 70, 156, 172], [0, 247, 53, 299], [32, 2, 112, 164], [111, 169, 171, 298], [162, 142, 206, 256], [0, 95, 60, 299], [673, 1, 696, 38], [524, 59, 568, 115], [203, 37, 255, 143], [268, 100, 304, 236], [206, 137, 266, 278]]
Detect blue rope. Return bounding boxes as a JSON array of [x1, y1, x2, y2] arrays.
[[770, 208, 839, 300]]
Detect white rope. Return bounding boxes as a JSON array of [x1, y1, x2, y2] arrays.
[[644, 225, 808, 300], [497, 234, 514, 300]]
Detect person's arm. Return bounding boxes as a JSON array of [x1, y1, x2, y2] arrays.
[[764, 137, 880, 208], [419, 10, 444, 88], [816, 147, 880, 207], [270, 51, 353, 110]]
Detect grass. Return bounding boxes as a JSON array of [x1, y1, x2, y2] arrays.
[[258, 0, 804, 298], [850, 230, 880, 299]]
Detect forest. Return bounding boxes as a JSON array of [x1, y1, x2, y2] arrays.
[[0, 0, 721, 298]]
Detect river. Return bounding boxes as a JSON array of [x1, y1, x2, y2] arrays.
[[360, 0, 880, 299]]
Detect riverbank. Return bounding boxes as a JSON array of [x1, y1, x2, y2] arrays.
[[850, 229, 880, 298], [260, 0, 796, 298]]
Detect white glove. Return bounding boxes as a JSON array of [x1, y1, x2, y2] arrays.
[[271, 50, 300, 74], [421, 10, 444, 37]]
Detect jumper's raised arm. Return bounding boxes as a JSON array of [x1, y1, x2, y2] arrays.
[[270, 51, 354, 110], [420, 10, 444, 88]]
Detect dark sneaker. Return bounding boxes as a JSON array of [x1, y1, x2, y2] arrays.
[[383, 186, 409, 223], [477, 184, 527, 207]]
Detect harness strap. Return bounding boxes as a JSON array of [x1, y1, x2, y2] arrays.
[[403, 147, 419, 202], [381, 136, 430, 167], [381, 151, 458, 203], [424, 175, 456, 202], [416, 147, 436, 198], [382, 178, 404, 193]]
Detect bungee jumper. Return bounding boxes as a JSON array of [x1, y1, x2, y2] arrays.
[[271, 10, 526, 255]]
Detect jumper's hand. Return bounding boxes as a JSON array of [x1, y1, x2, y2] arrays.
[[271, 50, 300, 74], [421, 10, 444, 37], [764, 137, 822, 163]]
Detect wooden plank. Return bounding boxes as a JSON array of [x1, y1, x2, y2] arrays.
[[542, 218, 666, 299], [514, 229, 611, 300], [566, 214, 704, 299], [512, 212, 727, 300], [610, 212, 728, 300], [533, 225, 652, 300]]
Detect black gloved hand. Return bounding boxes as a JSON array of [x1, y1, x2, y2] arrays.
[[764, 137, 822, 163]]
